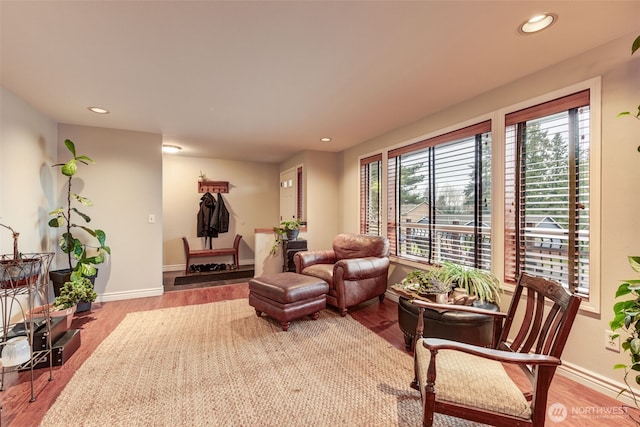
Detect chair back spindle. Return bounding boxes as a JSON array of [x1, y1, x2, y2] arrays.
[[497, 273, 581, 372]]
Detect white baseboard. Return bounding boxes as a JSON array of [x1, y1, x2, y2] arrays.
[[557, 360, 639, 407], [98, 287, 164, 302], [163, 264, 183, 273]]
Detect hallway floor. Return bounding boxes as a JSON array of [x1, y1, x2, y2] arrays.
[[162, 264, 255, 292]]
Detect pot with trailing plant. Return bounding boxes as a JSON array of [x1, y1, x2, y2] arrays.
[[48, 139, 110, 312], [270, 220, 301, 255]]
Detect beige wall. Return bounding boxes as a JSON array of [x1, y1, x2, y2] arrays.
[[0, 87, 58, 317], [0, 87, 58, 255], [339, 32, 640, 399], [162, 155, 280, 268], [281, 150, 339, 251], [57, 124, 164, 301]]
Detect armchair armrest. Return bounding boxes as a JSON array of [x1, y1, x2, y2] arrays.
[[335, 256, 390, 279], [295, 250, 336, 272], [422, 338, 561, 367]]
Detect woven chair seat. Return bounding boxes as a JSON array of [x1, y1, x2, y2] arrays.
[[415, 344, 532, 420]]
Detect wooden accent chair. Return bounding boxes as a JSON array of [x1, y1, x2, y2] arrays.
[[182, 235, 242, 275], [411, 272, 581, 427]]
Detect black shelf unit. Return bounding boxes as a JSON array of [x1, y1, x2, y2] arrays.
[[282, 239, 307, 272]]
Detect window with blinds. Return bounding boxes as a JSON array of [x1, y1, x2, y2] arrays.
[[387, 121, 492, 269], [359, 154, 382, 235], [504, 90, 590, 297]]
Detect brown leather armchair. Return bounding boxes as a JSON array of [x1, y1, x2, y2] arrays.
[[294, 233, 390, 316]]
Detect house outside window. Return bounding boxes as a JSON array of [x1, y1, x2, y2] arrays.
[[504, 89, 591, 297], [359, 154, 382, 235], [387, 121, 492, 269]]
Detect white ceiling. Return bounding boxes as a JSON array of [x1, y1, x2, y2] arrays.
[[2, 1, 639, 163]]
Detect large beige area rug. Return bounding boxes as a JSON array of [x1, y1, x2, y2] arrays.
[[41, 299, 485, 426]]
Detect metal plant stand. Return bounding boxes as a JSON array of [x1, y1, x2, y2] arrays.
[[0, 252, 55, 418]]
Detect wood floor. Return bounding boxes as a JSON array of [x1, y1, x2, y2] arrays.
[[0, 283, 629, 427]]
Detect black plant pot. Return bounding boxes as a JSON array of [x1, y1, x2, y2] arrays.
[[49, 269, 73, 298], [286, 229, 299, 241], [76, 301, 92, 313], [49, 268, 98, 313]]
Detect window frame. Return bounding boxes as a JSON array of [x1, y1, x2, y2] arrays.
[[359, 153, 383, 236], [358, 77, 601, 313], [386, 120, 492, 269], [498, 78, 601, 313], [504, 90, 590, 290]]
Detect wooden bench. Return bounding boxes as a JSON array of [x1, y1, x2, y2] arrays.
[[182, 235, 242, 274]]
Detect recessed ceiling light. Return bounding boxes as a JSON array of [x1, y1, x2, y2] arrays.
[[520, 13, 556, 34], [88, 106, 110, 114], [320, 137, 332, 142], [162, 144, 182, 154]]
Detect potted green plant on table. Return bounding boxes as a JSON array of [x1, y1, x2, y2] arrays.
[[398, 269, 452, 303], [392, 263, 501, 351], [48, 139, 109, 311], [270, 220, 301, 255], [434, 261, 502, 304]]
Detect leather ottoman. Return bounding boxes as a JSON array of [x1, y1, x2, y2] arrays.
[[398, 296, 499, 350], [249, 272, 329, 331]]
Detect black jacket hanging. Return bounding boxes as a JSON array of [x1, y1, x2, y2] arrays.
[[213, 192, 230, 234], [197, 192, 217, 247]]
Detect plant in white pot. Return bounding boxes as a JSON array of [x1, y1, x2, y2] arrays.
[[48, 139, 110, 311]]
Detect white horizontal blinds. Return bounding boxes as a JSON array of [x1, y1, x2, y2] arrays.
[[359, 154, 382, 235], [504, 90, 590, 296], [387, 121, 492, 268]]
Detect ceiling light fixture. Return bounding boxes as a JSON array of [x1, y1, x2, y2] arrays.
[[162, 144, 182, 154], [320, 137, 332, 142], [520, 13, 556, 34], [88, 106, 110, 114]]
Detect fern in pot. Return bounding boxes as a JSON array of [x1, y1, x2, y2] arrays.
[[434, 261, 502, 304]]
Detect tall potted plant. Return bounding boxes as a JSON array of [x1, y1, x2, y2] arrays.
[[610, 256, 640, 423], [48, 139, 110, 310], [609, 34, 640, 424]]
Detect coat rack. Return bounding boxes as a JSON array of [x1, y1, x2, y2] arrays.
[[198, 180, 229, 194]]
